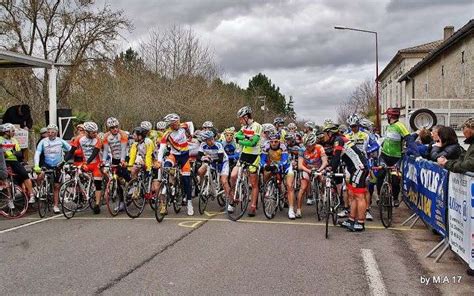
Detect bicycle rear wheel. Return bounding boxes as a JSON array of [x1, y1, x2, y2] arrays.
[[226, 181, 249, 221], [0, 185, 28, 219], [172, 183, 183, 214], [262, 180, 278, 219], [379, 182, 393, 228], [37, 193, 48, 218], [105, 179, 120, 217], [325, 191, 331, 239], [124, 178, 145, 218], [154, 183, 167, 223]]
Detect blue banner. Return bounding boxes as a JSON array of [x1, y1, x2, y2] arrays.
[[402, 156, 448, 237]]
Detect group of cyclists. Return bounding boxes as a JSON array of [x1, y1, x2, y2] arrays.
[[0, 105, 409, 232]]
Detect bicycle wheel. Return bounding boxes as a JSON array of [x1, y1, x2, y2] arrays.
[[262, 180, 278, 219], [0, 184, 28, 219], [154, 183, 167, 223], [226, 180, 249, 221], [325, 191, 331, 239], [105, 178, 120, 217], [314, 181, 323, 221], [331, 188, 339, 226], [60, 179, 81, 219], [379, 182, 393, 228], [198, 176, 209, 215], [172, 183, 183, 214], [37, 191, 48, 218], [124, 178, 146, 218]]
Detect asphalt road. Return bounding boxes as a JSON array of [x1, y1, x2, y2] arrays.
[[0, 201, 448, 295]]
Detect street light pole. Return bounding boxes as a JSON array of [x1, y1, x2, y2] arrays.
[[334, 26, 380, 132]]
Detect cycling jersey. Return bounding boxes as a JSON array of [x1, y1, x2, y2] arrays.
[[286, 141, 301, 160], [0, 136, 21, 161], [70, 135, 102, 164], [198, 141, 228, 163], [298, 144, 326, 169], [102, 130, 128, 162], [128, 138, 155, 171], [260, 142, 292, 175], [220, 140, 240, 162], [235, 121, 262, 155], [158, 124, 190, 161], [382, 121, 410, 158], [34, 137, 71, 167], [346, 130, 369, 155]]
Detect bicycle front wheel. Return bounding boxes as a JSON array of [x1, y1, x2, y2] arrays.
[[226, 181, 249, 221], [379, 182, 393, 228], [325, 191, 331, 239], [172, 183, 183, 214], [60, 179, 81, 219], [105, 178, 121, 217], [262, 180, 278, 220], [0, 185, 28, 219], [124, 178, 146, 218]]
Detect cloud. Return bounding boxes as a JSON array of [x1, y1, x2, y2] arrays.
[[99, 0, 473, 124]]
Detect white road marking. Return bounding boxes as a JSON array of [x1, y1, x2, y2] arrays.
[[361, 248, 388, 296], [0, 214, 62, 234]]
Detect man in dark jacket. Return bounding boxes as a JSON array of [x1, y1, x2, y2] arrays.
[[2, 104, 33, 130]]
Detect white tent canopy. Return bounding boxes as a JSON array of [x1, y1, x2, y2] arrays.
[[0, 49, 68, 125]]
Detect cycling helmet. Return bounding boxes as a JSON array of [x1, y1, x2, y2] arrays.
[[76, 124, 84, 130], [287, 122, 297, 130], [156, 121, 167, 130], [284, 132, 296, 141], [386, 107, 400, 117], [83, 121, 98, 132], [268, 132, 280, 141], [47, 124, 58, 131], [339, 124, 348, 133], [346, 114, 360, 126], [304, 133, 317, 146], [40, 127, 48, 134], [2, 123, 15, 132], [163, 113, 180, 123], [140, 121, 152, 131], [106, 117, 119, 128], [237, 106, 252, 118], [202, 121, 214, 128], [200, 130, 214, 140], [323, 123, 338, 133], [360, 118, 374, 129], [133, 127, 147, 137], [323, 119, 334, 126], [273, 117, 285, 125], [224, 127, 235, 135], [304, 121, 315, 129], [262, 123, 276, 133]]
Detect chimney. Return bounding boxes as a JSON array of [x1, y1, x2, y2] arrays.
[[444, 26, 454, 40]]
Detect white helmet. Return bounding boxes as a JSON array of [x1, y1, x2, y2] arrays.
[[303, 132, 317, 146], [163, 113, 180, 123], [106, 117, 120, 128], [140, 121, 152, 131], [40, 127, 48, 134], [200, 130, 214, 140], [360, 118, 374, 129], [304, 121, 315, 129], [262, 123, 276, 133], [202, 121, 214, 128], [47, 124, 58, 131], [237, 106, 252, 118], [287, 122, 297, 130], [2, 123, 15, 132], [83, 121, 98, 132], [346, 114, 361, 126], [156, 121, 167, 130], [324, 119, 334, 126]]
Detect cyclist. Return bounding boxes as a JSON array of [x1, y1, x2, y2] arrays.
[[157, 113, 194, 216], [303, 121, 316, 135], [102, 117, 130, 211], [196, 130, 231, 200], [230, 106, 262, 216], [273, 117, 287, 142], [33, 124, 71, 213], [140, 121, 156, 142], [155, 121, 168, 145], [0, 123, 35, 204], [297, 133, 328, 218], [323, 125, 369, 232], [261, 132, 295, 219], [377, 107, 410, 207], [287, 122, 298, 134], [128, 126, 154, 180], [65, 121, 103, 214], [220, 127, 240, 169]]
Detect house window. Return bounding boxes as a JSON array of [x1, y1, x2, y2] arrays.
[[461, 51, 465, 63]]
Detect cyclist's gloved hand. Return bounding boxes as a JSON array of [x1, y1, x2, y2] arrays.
[[33, 165, 42, 174]]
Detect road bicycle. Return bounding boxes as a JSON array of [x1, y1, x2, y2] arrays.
[[154, 166, 185, 222], [261, 165, 288, 219], [124, 165, 157, 218], [373, 165, 399, 228], [36, 167, 57, 218], [314, 170, 344, 239], [60, 164, 95, 219], [226, 160, 257, 221], [198, 161, 225, 215], [102, 164, 126, 217]]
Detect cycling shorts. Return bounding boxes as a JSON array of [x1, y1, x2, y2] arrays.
[[165, 152, 191, 176], [84, 162, 102, 180], [6, 161, 29, 183], [346, 167, 368, 194], [237, 153, 259, 174]]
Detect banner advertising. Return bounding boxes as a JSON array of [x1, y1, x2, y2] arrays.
[[402, 156, 448, 237], [14, 128, 29, 149], [448, 172, 474, 269]]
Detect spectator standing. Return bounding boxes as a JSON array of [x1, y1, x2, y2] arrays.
[[430, 126, 462, 161], [2, 104, 34, 162]]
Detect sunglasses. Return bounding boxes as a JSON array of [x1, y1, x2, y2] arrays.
[[110, 126, 119, 130]]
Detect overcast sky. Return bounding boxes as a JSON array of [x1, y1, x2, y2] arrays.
[[101, 0, 473, 123]]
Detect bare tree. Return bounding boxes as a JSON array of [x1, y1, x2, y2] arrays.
[[139, 25, 218, 80], [337, 79, 376, 123], [1, 0, 131, 120]]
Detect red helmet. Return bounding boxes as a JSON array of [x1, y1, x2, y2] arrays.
[[386, 107, 400, 117]]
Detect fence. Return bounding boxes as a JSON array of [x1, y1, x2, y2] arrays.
[[401, 155, 474, 268]]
